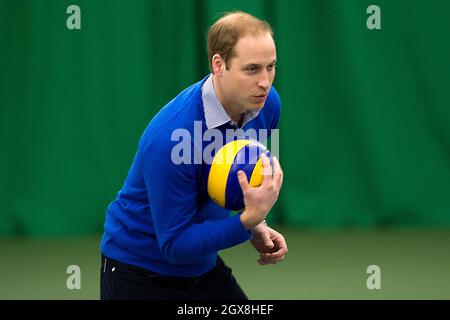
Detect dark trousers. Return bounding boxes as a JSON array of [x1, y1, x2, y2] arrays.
[[100, 254, 248, 300]]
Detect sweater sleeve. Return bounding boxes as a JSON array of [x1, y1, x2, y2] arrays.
[[139, 132, 251, 265]]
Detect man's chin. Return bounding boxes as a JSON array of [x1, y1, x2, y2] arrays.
[[247, 101, 266, 111], [254, 102, 266, 110]]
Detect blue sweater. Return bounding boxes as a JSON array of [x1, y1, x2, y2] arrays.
[[100, 75, 281, 277]]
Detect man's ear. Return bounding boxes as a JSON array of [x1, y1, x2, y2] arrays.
[[212, 54, 225, 76]]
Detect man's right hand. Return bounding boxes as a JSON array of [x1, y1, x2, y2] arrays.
[[238, 154, 284, 230]]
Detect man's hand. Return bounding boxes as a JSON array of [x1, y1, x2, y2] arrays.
[[251, 222, 288, 265], [238, 154, 283, 230]]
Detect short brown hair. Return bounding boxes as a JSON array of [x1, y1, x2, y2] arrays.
[[207, 11, 274, 72]]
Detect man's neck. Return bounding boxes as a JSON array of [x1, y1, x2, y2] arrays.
[[212, 75, 245, 125], [234, 114, 244, 127]]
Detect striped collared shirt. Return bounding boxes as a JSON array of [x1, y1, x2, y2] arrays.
[[201, 74, 259, 129]]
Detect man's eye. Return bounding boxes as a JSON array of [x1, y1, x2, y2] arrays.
[[267, 64, 276, 71], [246, 67, 257, 72]]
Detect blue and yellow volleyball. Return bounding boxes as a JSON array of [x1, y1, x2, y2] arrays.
[[207, 139, 272, 210]]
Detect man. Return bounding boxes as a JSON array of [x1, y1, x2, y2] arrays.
[[100, 11, 287, 300]]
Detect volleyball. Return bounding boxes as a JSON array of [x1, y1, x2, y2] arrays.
[[207, 139, 272, 210]]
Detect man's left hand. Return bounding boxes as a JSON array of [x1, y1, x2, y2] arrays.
[[250, 222, 288, 265]]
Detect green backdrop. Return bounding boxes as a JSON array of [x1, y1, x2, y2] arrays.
[[1, 0, 449, 236]]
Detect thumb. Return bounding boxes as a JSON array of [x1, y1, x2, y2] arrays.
[[237, 170, 250, 193], [260, 231, 274, 249]]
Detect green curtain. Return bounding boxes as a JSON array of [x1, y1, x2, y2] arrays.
[[275, 0, 450, 228], [1, 0, 449, 236]]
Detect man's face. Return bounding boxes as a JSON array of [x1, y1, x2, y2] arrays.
[[220, 32, 277, 111]]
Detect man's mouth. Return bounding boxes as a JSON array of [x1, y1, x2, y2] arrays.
[[253, 93, 268, 99], [253, 93, 267, 102]]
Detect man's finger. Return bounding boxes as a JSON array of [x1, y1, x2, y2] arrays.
[[259, 252, 285, 264], [254, 229, 275, 250], [278, 173, 283, 191], [272, 156, 283, 187], [237, 170, 250, 193], [263, 247, 287, 261], [260, 154, 273, 186]]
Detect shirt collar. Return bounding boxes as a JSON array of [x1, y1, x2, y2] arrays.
[[201, 74, 259, 129]]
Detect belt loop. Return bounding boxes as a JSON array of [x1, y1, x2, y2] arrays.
[[103, 257, 107, 272]]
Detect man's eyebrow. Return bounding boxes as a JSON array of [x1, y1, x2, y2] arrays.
[[242, 60, 277, 68]]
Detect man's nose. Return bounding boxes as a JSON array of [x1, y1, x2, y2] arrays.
[[258, 71, 270, 91]]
